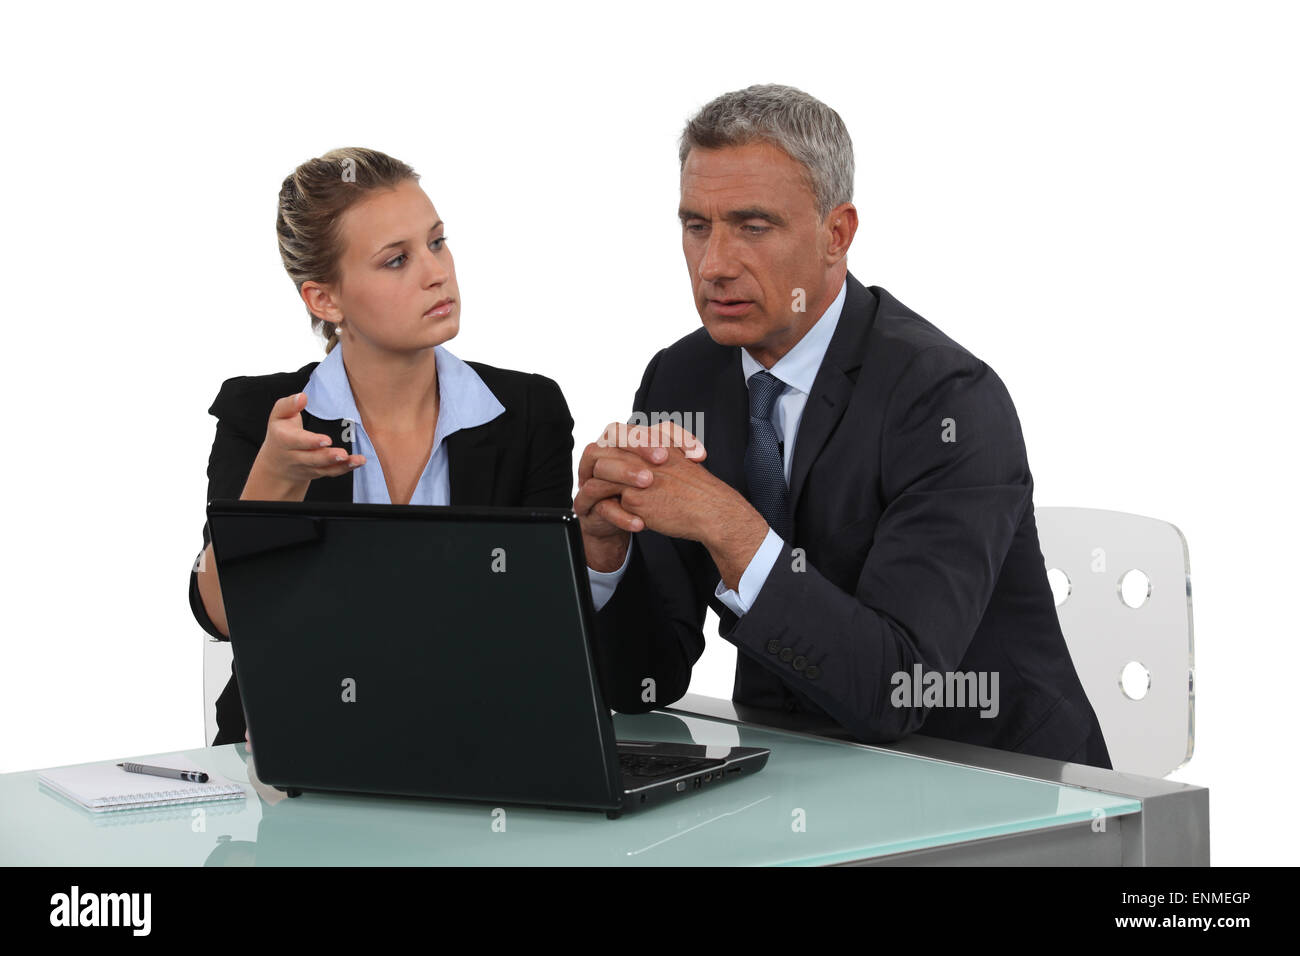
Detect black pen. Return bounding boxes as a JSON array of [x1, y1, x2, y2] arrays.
[[117, 762, 209, 783]]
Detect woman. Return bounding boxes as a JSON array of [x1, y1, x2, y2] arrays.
[[189, 147, 575, 746]]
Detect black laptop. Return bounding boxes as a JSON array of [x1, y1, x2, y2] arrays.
[[205, 499, 769, 818]]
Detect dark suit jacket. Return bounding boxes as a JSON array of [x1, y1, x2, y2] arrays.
[[592, 273, 1112, 769], [188, 359, 574, 746]]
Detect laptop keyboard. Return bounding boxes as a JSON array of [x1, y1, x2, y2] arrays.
[[618, 752, 718, 779]]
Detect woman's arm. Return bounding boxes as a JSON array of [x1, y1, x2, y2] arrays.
[[190, 415, 264, 639], [191, 388, 363, 637], [194, 453, 314, 636]]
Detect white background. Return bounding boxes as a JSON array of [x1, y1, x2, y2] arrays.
[[1, 0, 1295, 864]]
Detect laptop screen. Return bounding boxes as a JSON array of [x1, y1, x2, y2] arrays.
[[206, 500, 624, 812]]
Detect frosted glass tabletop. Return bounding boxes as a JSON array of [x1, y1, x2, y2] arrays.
[[0, 710, 1139, 866]]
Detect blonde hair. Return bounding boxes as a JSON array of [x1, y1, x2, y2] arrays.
[[276, 147, 420, 354]]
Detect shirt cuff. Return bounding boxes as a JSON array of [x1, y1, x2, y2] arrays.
[[587, 537, 634, 612], [715, 528, 783, 617]]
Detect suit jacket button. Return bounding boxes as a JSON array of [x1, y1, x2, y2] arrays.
[[779, 648, 794, 662], [804, 665, 820, 680], [766, 639, 781, 654], [792, 656, 807, 671]]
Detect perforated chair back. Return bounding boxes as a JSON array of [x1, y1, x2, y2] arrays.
[[1036, 507, 1194, 777]]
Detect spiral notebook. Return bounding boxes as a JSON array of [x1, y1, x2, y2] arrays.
[[38, 754, 246, 813]]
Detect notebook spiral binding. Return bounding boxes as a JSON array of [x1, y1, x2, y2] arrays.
[[90, 800, 249, 826], [90, 785, 244, 808]]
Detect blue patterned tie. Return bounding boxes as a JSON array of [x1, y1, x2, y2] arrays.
[[744, 370, 791, 542]]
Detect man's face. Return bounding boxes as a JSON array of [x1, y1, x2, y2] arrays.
[[679, 141, 835, 366]]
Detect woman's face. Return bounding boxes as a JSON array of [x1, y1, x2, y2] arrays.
[[312, 179, 460, 352]]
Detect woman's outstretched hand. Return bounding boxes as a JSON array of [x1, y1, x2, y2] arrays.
[[241, 392, 366, 501]]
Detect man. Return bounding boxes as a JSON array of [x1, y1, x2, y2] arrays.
[[573, 84, 1111, 769]]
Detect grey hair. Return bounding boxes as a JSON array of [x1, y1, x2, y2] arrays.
[[678, 84, 854, 219]]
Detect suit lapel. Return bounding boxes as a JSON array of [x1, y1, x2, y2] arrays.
[[447, 425, 500, 505], [787, 273, 879, 513], [705, 348, 749, 497]]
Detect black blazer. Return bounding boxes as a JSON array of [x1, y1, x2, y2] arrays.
[[592, 273, 1112, 768], [188, 359, 574, 745]]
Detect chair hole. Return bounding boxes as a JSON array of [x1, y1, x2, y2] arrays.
[[1118, 568, 1151, 608], [1046, 568, 1071, 607], [1120, 661, 1151, 700]]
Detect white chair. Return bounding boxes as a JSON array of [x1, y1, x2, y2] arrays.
[[203, 638, 234, 746], [1036, 507, 1195, 777]]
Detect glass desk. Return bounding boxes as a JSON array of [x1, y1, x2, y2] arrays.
[[0, 698, 1207, 866]]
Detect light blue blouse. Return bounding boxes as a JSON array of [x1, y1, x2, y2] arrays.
[[302, 344, 505, 505]]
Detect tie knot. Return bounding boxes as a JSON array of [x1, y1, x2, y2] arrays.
[[748, 370, 785, 420]]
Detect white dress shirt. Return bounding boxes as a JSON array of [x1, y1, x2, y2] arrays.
[[589, 278, 848, 615]]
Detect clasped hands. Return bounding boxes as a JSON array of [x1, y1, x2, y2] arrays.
[[574, 422, 770, 590]]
